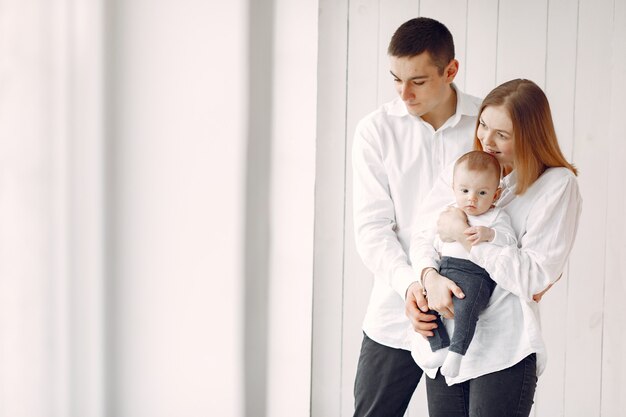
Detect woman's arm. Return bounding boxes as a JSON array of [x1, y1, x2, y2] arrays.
[[469, 170, 582, 301], [421, 269, 465, 319]]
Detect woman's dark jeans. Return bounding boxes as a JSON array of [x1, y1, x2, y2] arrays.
[[426, 353, 538, 417]]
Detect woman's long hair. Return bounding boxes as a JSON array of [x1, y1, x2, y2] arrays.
[[474, 79, 577, 195]]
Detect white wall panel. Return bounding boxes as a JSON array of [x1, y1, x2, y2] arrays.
[[342, 1, 380, 414], [311, 0, 350, 414], [314, 0, 626, 416], [496, 0, 548, 86], [601, 1, 626, 415], [68, 0, 106, 415], [565, 0, 613, 415], [465, 0, 499, 98], [534, 1, 579, 416], [108, 2, 247, 416], [266, 0, 317, 416], [0, 1, 70, 416]]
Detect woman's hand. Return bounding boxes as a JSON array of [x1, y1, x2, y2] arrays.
[[423, 270, 465, 320], [532, 282, 554, 302], [437, 207, 469, 243]]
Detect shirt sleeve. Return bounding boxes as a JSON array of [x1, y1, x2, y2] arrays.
[[469, 171, 582, 301], [488, 209, 517, 247], [409, 165, 456, 285], [352, 120, 417, 299]]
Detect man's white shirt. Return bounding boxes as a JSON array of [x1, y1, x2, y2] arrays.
[[352, 85, 482, 349]]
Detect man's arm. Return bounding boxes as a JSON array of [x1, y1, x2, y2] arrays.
[[351, 121, 418, 298]]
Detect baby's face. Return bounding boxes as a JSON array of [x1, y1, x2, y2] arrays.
[[452, 167, 500, 216]]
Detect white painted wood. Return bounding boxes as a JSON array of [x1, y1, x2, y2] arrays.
[[0, 1, 71, 415], [68, 1, 107, 416], [565, 0, 614, 416], [314, 0, 626, 416], [545, 0, 579, 160], [49, 1, 71, 415], [496, 0, 548, 86], [601, 1, 626, 415], [534, 1, 579, 416], [266, 0, 318, 416], [465, 0, 499, 98], [107, 1, 247, 416], [342, 0, 380, 415], [311, 0, 350, 415]]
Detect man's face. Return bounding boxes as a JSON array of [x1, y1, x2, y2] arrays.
[[389, 52, 455, 117]]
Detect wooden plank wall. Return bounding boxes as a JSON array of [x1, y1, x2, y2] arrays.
[[312, 0, 626, 416]]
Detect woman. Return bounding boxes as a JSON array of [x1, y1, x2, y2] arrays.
[[408, 79, 582, 416]]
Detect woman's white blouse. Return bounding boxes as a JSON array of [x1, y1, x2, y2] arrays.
[[409, 166, 582, 385]]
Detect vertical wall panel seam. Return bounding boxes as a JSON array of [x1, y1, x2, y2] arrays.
[[562, 1, 581, 412], [340, 1, 352, 414], [599, 5, 617, 415], [570, 0, 580, 164], [464, 0, 469, 89], [543, 0, 550, 88], [494, 0, 500, 84], [65, 3, 75, 416], [103, 0, 117, 415], [375, 0, 381, 106]]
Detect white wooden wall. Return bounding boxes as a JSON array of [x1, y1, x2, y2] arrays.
[[312, 0, 626, 416], [0, 1, 318, 416]]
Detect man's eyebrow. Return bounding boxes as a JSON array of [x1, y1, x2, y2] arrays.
[[389, 70, 429, 81]]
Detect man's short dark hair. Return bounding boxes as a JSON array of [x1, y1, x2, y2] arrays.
[[387, 17, 455, 75]]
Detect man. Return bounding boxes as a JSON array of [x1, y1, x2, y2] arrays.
[[352, 17, 480, 416]]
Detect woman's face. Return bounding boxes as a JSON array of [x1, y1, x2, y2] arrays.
[[476, 105, 516, 173]]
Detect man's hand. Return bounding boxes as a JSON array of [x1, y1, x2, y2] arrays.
[[464, 226, 495, 246], [437, 207, 469, 243], [405, 282, 438, 337]]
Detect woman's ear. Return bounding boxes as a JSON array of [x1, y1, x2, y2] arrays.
[[493, 187, 502, 204]]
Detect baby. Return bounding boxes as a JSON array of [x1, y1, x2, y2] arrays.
[[412, 150, 517, 377]]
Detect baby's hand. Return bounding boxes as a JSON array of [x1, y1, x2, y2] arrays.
[[464, 226, 495, 246]]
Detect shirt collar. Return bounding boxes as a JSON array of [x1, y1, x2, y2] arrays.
[[387, 83, 480, 125], [498, 170, 518, 206]]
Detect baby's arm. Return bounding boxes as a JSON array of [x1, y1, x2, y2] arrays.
[[464, 209, 517, 247], [464, 226, 495, 246]]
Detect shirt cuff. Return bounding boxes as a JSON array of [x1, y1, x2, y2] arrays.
[[391, 265, 420, 300], [490, 229, 503, 246], [414, 260, 440, 288], [468, 242, 499, 270]]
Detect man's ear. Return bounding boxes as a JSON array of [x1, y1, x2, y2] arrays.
[[445, 59, 459, 82]]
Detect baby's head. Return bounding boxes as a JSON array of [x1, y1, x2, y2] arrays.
[[452, 151, 502, 216]]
